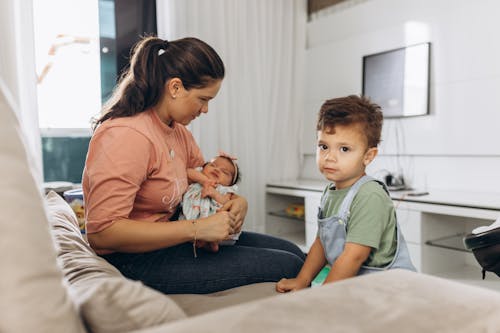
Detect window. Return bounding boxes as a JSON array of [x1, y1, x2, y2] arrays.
[[33, 0, 157, 184], [33, 0, 100, 183]]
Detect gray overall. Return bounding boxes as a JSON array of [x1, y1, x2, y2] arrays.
[[318, 175, 416, 274]]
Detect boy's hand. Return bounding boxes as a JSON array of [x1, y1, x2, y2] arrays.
[[275, 278, 308, 293]]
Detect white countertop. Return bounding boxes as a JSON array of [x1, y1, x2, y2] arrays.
[[267, 179, 500, 212], [267, 179, 327, 192]]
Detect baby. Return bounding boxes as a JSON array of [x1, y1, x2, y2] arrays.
[[180, 153, 241, 245]]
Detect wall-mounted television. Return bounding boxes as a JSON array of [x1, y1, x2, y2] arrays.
[[362, 42, 430, 118]]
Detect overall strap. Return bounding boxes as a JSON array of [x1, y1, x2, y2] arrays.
[[373, 178, 390, 196], [337, 175, 376, 222], [318, 184, 333, 219]]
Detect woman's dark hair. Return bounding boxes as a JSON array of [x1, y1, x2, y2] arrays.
[[92, 36, 225, 130], [316, 95, 383, 148]]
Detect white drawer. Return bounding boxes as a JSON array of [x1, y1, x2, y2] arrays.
[[305, 219, 318, 250], [396, 208, 422, 244], [304, 194, 321, 250], [305, 194, 321, 223]]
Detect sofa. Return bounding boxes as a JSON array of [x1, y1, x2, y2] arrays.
[[2, 88, 500, 333]]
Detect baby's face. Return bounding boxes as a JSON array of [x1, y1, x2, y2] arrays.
[[202, 156, 235, 186]]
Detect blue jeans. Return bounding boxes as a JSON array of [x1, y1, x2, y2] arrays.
[[101, 231, 305, 294]]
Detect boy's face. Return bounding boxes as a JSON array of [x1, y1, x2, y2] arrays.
[[202, 156, 235, 186], [316, 123, 377, 189]]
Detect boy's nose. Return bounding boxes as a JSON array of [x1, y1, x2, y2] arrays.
[[324, 151, 336, 161]]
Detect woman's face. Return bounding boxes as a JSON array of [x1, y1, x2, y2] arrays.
[[165, 79, 222, 126]]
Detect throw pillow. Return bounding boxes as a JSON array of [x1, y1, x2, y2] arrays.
[[45, 191, 187, 333]]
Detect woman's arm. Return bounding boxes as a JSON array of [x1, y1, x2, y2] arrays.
[[88, 211, 235, 253]]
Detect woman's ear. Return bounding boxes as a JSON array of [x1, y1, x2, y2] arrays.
[[166, 78, 183, 98], [363, 147, 378, 166]]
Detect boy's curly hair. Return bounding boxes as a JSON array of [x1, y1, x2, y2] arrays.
[[316, 95, 383, 148]]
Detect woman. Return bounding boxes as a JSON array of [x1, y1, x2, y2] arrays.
[[83, 36, 305, 294]]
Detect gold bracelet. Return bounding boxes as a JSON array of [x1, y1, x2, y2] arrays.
[[192, 220, 198, 258]]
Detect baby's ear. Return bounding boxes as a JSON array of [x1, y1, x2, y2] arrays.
[[363, 147, 378, 166]]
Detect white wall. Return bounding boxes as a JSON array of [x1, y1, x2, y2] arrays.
[[301, 0, 500, 194]]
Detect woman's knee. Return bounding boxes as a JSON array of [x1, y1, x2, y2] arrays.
[[237, 232, 306, 260], [253, 249, 303, 279], [280, 251, 304, 277]]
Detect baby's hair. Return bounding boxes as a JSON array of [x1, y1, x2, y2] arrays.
[[316, 95, 383, 148], [219, 156, 241, 185]]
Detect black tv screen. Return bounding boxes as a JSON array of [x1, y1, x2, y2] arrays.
[[362, 42, 430, 118]]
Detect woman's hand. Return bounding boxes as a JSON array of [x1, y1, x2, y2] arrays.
[[275, 278, 309, 293], [218, 195, 247, 233], [197, 211, 236, 242], [195, 211, 237, 253]]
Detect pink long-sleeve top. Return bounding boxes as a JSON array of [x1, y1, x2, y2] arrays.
[[82, 109, 204, 234]]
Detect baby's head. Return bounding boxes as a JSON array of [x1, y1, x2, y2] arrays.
[[202, 156, 240, 186], [316, 95, 382, 188]]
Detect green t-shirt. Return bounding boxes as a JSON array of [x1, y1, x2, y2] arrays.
[[320, 181, 397, 267]]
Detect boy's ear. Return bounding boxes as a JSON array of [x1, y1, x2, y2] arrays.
[[363, 147, 378, 166]]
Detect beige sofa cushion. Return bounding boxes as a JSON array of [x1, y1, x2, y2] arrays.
[[45, 191, 187, 333], [138, 269, 500, 333], [0, 89, 85, 332], [170, 282, 277, 316]]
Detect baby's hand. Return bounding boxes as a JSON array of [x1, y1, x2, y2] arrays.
[[202, 179, 217, 188], [201, 184, 217, 198]]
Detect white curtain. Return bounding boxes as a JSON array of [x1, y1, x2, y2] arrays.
[[0, 1, 42, 184], [157, 0, 307, 232]]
